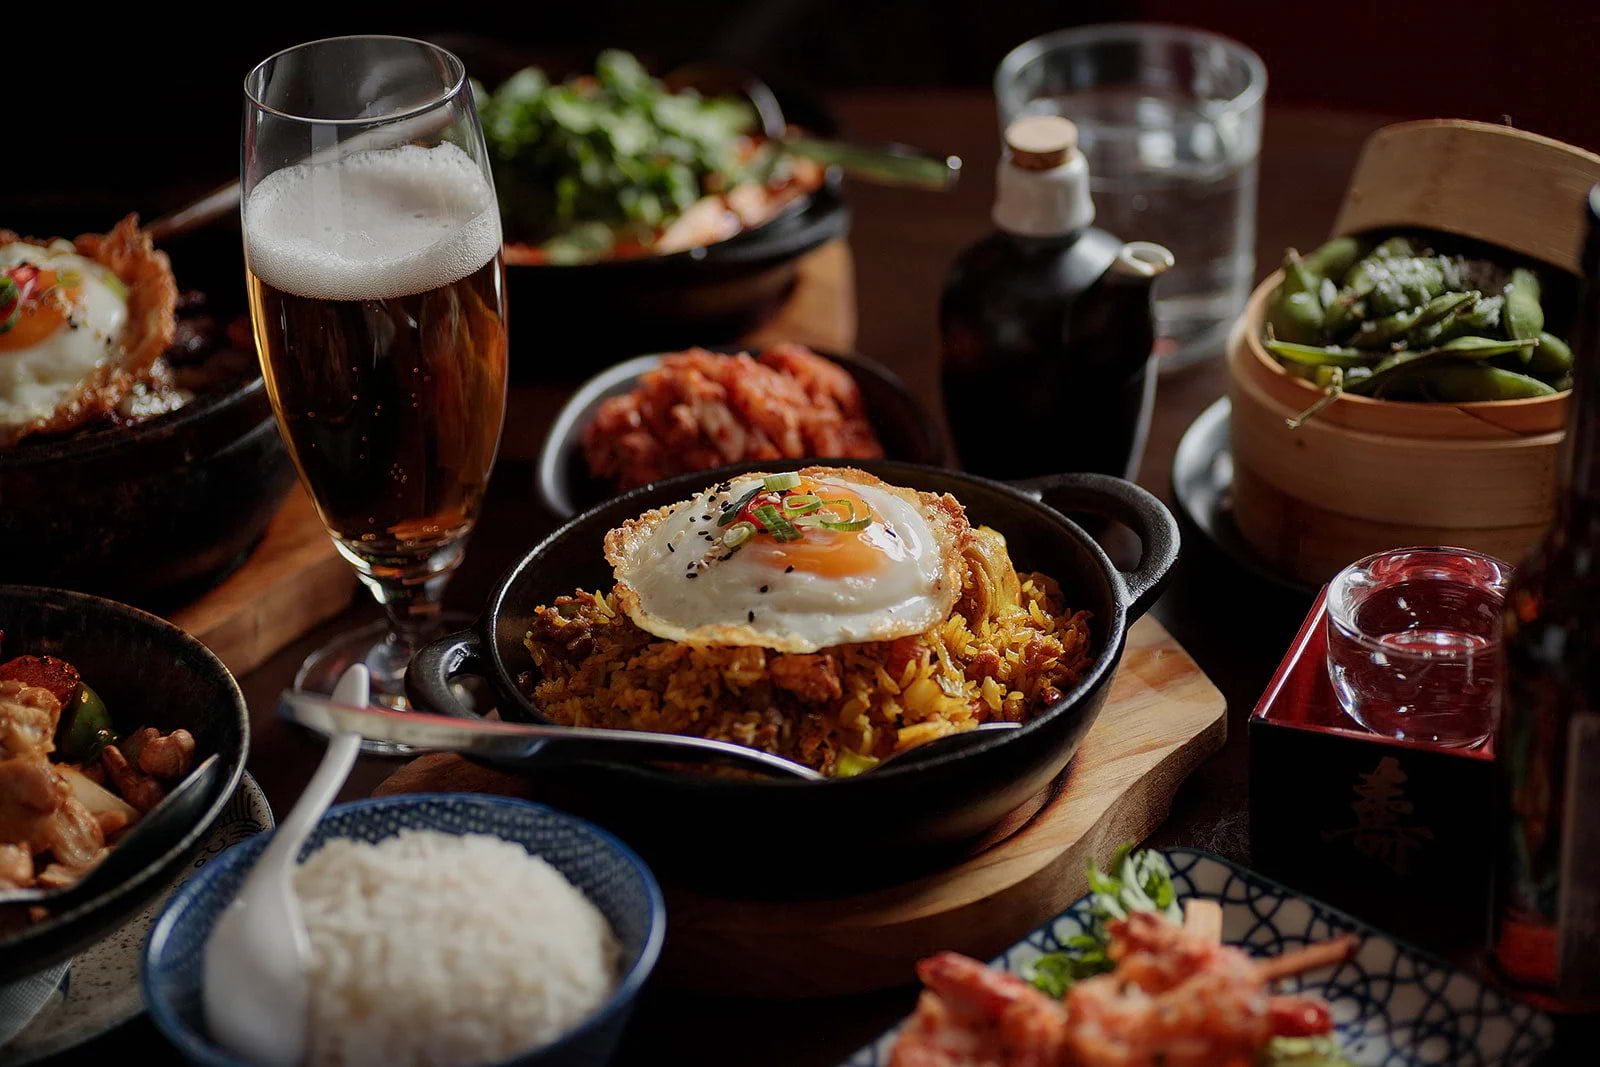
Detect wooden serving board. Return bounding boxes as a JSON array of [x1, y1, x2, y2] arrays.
[[373, 613, 1226, 998], [168, 487, 356, 675]]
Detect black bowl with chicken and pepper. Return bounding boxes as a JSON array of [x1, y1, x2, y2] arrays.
[[0, 585, 248, 982]]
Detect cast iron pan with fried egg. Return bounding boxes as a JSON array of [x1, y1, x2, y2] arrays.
[[0, 205, 293, 605], [408, 460, 1178, 893]]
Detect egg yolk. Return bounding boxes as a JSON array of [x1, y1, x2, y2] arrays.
[[738, 479, 903, 578], [0, 267, 80, 352]]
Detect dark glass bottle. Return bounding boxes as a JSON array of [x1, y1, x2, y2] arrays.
[[1491, 183, 1600, 1011], [939, 116, 1172, 481]]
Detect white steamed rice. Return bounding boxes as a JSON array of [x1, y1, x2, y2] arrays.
[[294, 829, 622, 1067]]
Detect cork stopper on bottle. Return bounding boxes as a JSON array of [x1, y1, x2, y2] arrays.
[[1005, 115, 1078, 170]]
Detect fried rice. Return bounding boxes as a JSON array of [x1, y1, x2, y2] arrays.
[[521, 526, 1093, 777]]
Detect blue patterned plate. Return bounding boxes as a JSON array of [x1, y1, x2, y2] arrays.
[[1, 774, 273, 1066], [844, 848, 1553, 1067]]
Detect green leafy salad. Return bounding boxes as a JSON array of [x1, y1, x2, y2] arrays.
[[475, 50, 816, 263], [1025, 846, 1353, 1067]]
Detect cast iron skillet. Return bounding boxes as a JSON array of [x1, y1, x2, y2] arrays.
[[0, 210, 293, 605], [0, 585, 249, 983], [407, 460, 1178, 893], [534, 346, 947, 520]]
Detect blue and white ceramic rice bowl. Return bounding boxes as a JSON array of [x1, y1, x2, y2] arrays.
[[142, 793, 665, 1067]]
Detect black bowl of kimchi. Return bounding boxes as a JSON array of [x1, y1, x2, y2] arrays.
[[535, 345, 947, 520], [0, 585, 249, 983]]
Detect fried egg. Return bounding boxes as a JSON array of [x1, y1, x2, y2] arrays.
[[0, 216, 176, 447], [604, 467, 971, 652]]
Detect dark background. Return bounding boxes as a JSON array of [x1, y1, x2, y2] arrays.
[[9, 0, 1599, 214], [11, 4, 1600, 1063]]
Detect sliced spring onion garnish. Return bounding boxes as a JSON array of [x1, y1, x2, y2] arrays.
[[782, 494, 822, 514], [98, 268, 128, 300], [763, 472, 802, 491], [717, 485, 763, 525], [722, 521, 756, 547], [834, 750, 881, 777], [752, 504, 801, 542], [818, 498, 873, 532]]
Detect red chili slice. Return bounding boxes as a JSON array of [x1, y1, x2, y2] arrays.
[[1268, 994, 1334, 1037], [0, 266, 44, 335], [0, 655, 82, 707], [736, 491, 784, 532]]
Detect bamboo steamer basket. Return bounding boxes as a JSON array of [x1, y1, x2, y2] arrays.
[[1228, 119, 1600, 585]]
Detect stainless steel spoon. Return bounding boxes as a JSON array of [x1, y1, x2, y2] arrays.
[[0, 753, 223, 909], [279, 692, 1022, 782]]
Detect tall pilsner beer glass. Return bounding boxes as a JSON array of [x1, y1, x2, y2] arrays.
[[242, 37, 508, 732]]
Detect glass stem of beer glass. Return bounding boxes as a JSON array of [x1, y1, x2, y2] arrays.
[[357, 549, 459, 671]]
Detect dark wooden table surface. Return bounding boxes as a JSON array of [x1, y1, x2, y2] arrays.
[[51, 93, 1445, 1065]]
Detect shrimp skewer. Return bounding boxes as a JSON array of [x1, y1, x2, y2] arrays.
[[889, 905, 1356, 1067]]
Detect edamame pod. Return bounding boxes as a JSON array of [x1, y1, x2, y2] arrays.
[[1365, 256, 1450, 316], [1264, 339, 1375, 369], [1267, 251, 1326, 345], [1353, 290, 1475, 349], [1323, 296, 1365, 341], [1343, 235, 1413, 284], [1344, 349, 1434, 396], [1526, 331, 1573, 379], [1503, 267, 1545, 343], [1301, 236, 1371, 282], [1414, 294, 1502, 348], [1325, 237, 1415, 338], [1427, 335, 1541, 359], [1418, 363, 1558, 402]]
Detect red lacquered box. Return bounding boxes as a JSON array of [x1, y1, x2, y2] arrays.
[[1249, 589, 1494, 952]]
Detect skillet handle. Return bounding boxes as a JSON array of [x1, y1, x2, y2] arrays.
[[1010, 472, 1180, 621], [405, 627, 489, 719]]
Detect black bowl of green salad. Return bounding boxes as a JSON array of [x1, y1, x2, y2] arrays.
[[469, 49, 849, 367]]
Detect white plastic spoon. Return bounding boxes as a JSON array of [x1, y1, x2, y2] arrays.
[[202, 666, 366, 1067]]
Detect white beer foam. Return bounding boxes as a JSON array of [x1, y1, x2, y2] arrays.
[[245, 142, 501, 301]]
